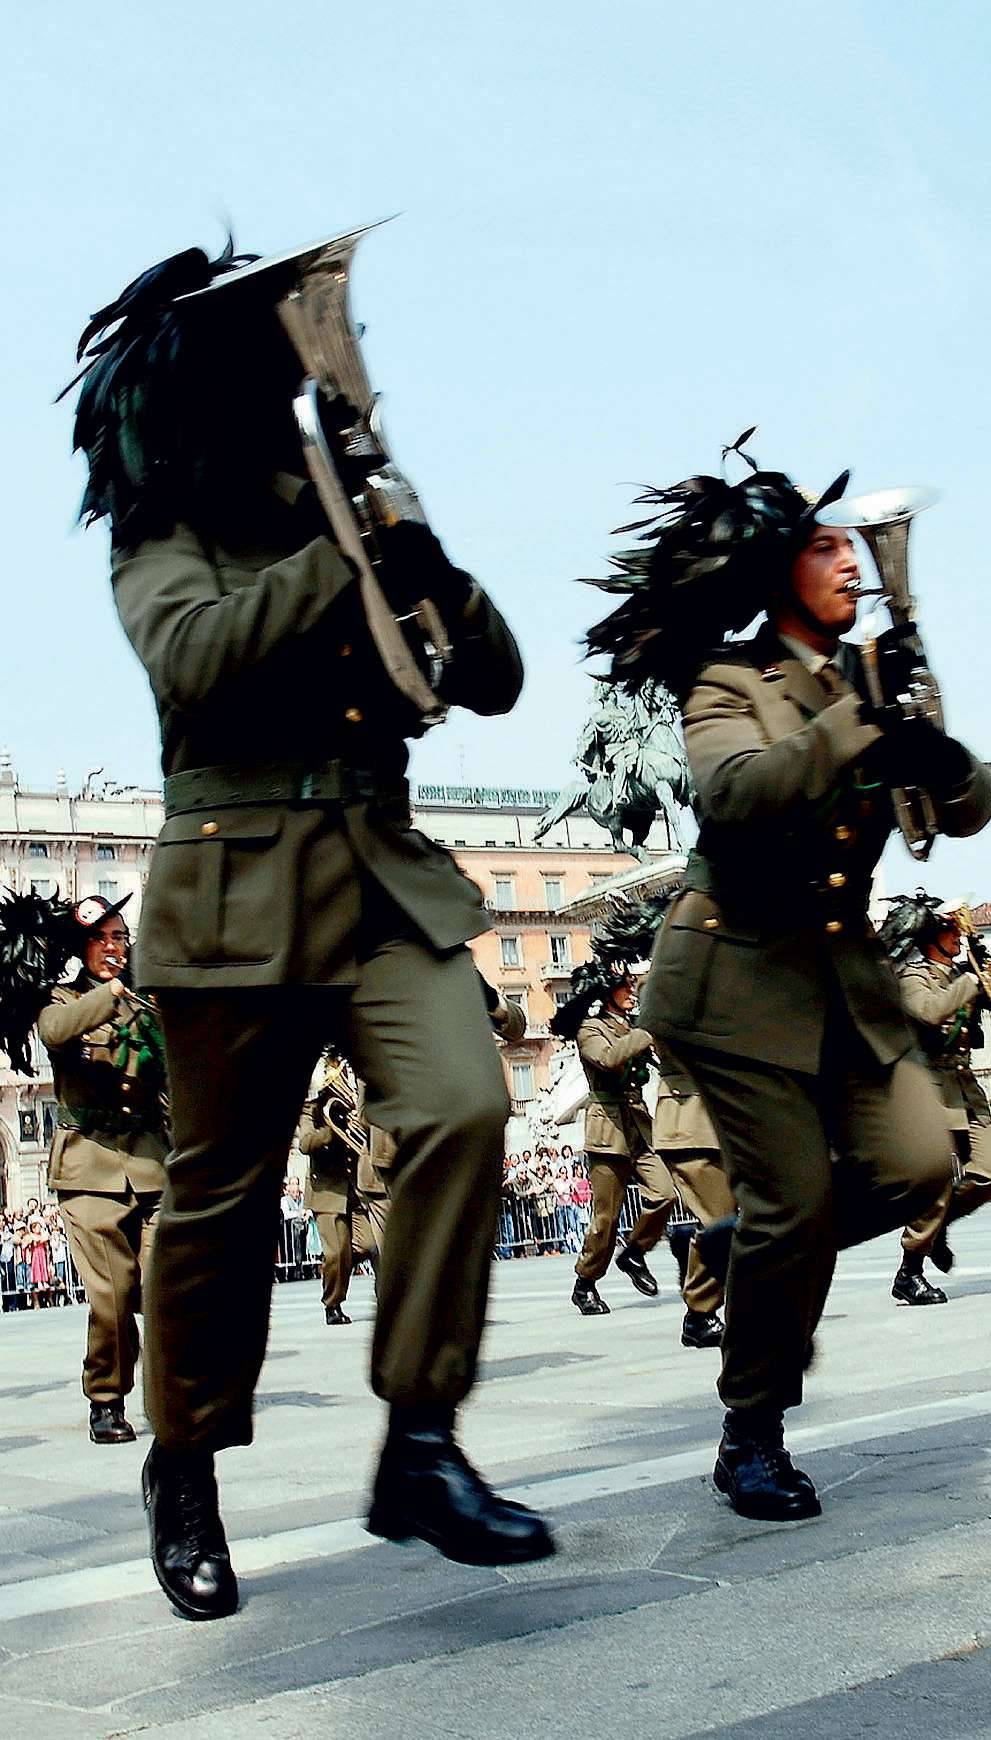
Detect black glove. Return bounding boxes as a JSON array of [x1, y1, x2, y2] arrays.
[[374, 519, 474, 622], [872, 716, 973, 795], [480, 975, 500, 1014], [853, 621, 924, 717]]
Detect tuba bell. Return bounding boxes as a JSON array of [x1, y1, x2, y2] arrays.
[[818, 486, 942, 861], [275, 223, 453, 726]]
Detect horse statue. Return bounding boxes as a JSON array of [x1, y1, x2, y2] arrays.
[[535, 680, 693, 861]]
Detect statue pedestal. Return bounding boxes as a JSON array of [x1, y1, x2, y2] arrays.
[[557, 850, 688, 924]]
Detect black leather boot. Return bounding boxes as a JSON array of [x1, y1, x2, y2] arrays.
[[713, 1409, 821, 1522], [891, 1264, 947, 1305], [142, 1440, 239, 1621], [572, 1277, 610, 1315], [930, 1228, 955, 1274], [367, 1406, 555, 1566], [615, 1241, 659, 1297], [325, 1305, 352, 1325], [89, 1401, 136, 1444], [681, 1310, 724, 1349]]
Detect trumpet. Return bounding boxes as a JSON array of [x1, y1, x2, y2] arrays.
[[818, 486, 942, 862], [317, 1053, 369, 1157]]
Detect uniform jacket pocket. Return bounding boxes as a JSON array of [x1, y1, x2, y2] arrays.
[[142, 807, 285, 966]]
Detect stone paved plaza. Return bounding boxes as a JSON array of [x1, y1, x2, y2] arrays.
[[4, 1221, 991, 1738]]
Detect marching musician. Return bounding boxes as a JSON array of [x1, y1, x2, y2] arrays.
[[551, 958, 681, 1314], [298, 1053, 378, 1326], [586, 434, 991, 1522], [62, 234, 552, 1620], [36, 896, 168, 1444], [881, 895, 991, 1304]]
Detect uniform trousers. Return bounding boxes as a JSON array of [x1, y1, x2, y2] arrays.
[[575, 1149, 678, 1282], [313, 1189, 377, 1310], [901, 1122, 991, 1257], [664, 1032, 951, 1414], [663, 1152, 737, 1315], [148, 937, 508, 1452], [57, 1187, 160, 1403]]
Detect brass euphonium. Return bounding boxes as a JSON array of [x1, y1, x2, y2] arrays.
[[274, 223, 453, 726], [317, 1053, 369, 1157], [818, 487, 941, 861]]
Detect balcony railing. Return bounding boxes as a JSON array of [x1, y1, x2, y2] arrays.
[[541, 959, 573, 978]]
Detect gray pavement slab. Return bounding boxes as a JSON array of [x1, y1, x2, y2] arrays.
[[2, 1223, 991, 1736]]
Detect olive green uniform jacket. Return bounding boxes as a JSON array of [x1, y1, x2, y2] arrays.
[[38, 978, 168, 1195], [641, 628, 991, 1070], [651, 1039, 719, 1152], [576, 1013, 654, 1157], [110, 489, 523, 988], [298, 1106, 354, 1211], [898, 956, 989, 1132]]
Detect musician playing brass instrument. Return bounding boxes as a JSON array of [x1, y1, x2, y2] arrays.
[[584, 431, 991, 1525], [62, 230, 552, 1621], [0, 893, 168, 1445], [880, 894, 991, 1303], [298, 1050, 378, 1326]]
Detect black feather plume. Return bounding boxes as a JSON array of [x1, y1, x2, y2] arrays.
[[877, 890, 943, 963], [581, 429, 850, 699], [0, 890, 76, 1076], [59, 238, 259, 544]]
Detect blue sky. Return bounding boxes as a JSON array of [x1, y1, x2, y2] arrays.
[[3, 0, 989, 895]]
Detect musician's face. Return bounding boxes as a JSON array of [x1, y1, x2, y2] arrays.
[[608, 977, 637, 1014], [84, 918, 129, 981], [789, 528, 860, 635], [931, 923, 961, 963]]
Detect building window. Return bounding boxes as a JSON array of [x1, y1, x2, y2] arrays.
[[493, 875, 516, 912], [590, 873, 612, 886], [455, 838, 467, 847], [553, 989, 570, 1009], [95, 844, 116, 861], [42, 1099, 58, 1145], [543, 875, 564, 911], [485, 839, 497, 847], [27, 842, 48, 859], [97, 879, 119, 902], [500, 936, 521, 969], [511, 1062, 534, 1103], [30, 878, 54, 899], [549, 933, 572, 967]]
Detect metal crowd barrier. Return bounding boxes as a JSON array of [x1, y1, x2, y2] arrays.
[[2, 1188, 701, 1314], [494, 1184, 700, 1260], [1, 1240, 86, 1312]]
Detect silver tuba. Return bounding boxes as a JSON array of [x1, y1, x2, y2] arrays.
[[275, 223, 452, 726], [818, 486, 942, 862]]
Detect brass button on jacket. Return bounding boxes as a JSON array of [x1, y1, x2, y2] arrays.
[[344, 706, 364, 724], [703, 916, 719, 930], [827, 872, 847, 889], [201, 820, 220, 836], [825, 920, 843, 935], [834, 824, 853, 843]]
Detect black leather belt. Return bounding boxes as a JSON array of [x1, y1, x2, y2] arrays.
[[163, 761, 409, 817]]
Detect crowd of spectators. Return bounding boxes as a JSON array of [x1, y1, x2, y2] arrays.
[[0, 1202, 76, 1311], [499, 1146, 593, 1257], [2, 1152, 601, 1315]]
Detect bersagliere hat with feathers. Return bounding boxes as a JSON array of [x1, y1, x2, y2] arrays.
[[581, 428, 850, 700], [549, 887, 680, 1043], [876, 889, 955, 963]]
